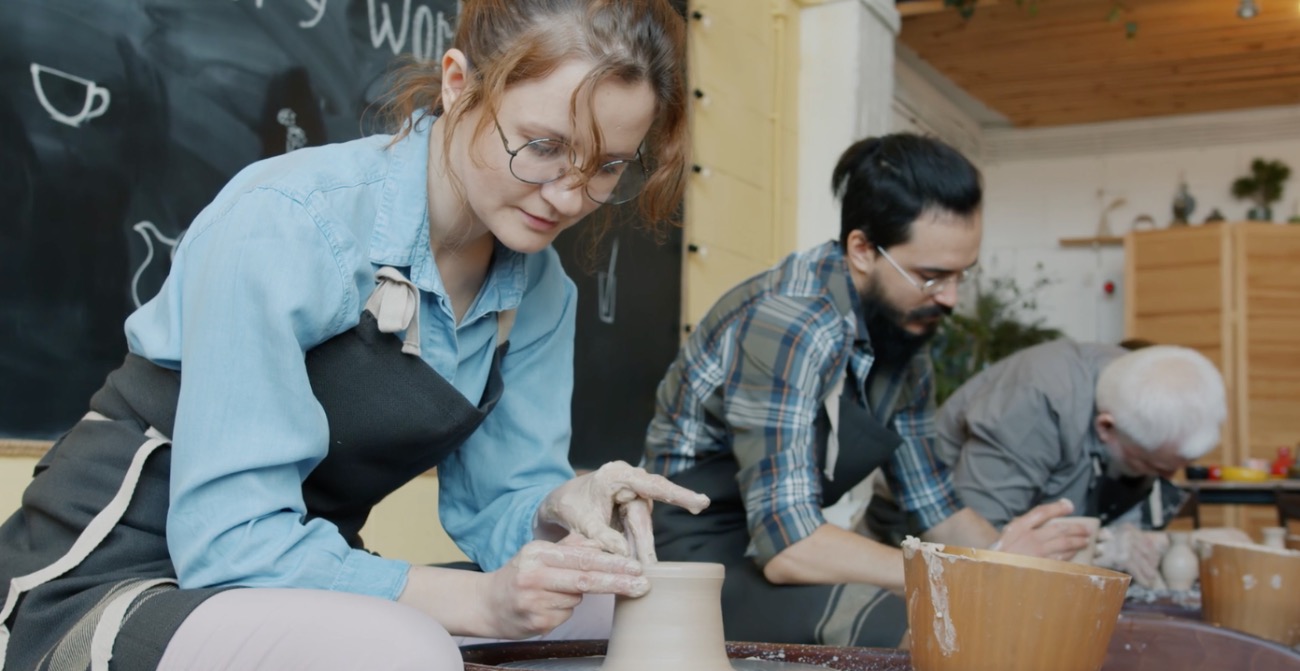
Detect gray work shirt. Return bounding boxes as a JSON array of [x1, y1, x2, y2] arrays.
[[934, 339, 1127, 527]]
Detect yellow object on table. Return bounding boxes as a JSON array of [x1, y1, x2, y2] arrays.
[[1220, 466, 1270, 482]]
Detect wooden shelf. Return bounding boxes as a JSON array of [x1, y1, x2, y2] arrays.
[[1059, 236, 1124, 248], [0, 439, 51, 459]]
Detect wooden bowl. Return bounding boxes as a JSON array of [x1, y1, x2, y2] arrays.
[[1198, 540, 1300, 646], [902, 539, 1131, 671]]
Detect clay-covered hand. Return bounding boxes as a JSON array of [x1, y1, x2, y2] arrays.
[[1094, 523, 1169, 589], [538, 461, 710, 557], [619, 498, 657, 564], [993, 499, 1092, 560], [481, 536, 649, 639]]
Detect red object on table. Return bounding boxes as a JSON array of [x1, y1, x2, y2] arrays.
[[1272, 447, 1294, 478], [1208, 465, 1223, 481]]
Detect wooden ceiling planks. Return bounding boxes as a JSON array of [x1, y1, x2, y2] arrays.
[[898, 0, 1300, 127]]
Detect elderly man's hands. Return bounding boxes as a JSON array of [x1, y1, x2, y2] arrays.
[[1095, 523, 1169, 589], [538, 461, 710, 561]]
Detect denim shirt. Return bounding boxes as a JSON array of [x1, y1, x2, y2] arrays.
[[125, 117, 577, 600]]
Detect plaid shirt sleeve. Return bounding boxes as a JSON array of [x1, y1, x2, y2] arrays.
[[884, 355, 965, 531], [725, 295, 848, 565]]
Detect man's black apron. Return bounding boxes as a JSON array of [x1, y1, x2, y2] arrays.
[[1088, 454, 1188, 530], [652, 374, 908, 648], [0, 268, 512, 671]]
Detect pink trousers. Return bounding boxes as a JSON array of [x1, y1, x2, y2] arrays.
[[156, 588, 614, 670]]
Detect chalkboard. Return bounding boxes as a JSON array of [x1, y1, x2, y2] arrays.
[[0, 0, 683, 468]]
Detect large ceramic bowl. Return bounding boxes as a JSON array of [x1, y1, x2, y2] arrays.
[[1198, 540, 1300, 646], [902, 539, 1130, 671]]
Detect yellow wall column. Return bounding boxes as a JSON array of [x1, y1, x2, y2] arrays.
[[683, 0, 803, 328]]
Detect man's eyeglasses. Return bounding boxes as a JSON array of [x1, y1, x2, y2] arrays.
[[494, 120, 648, 205], [875, 245, 979, 297]]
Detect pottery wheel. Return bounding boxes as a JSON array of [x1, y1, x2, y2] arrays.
[[498, 656, 829, 670]]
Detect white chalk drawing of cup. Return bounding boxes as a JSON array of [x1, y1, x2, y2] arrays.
[[30, 63, 112, 128]]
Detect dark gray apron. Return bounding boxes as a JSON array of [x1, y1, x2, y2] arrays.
[[0, 268, 512, 671], [652, 373, 908, 648]]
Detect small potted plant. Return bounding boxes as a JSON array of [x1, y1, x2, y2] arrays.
[[1231, 158, 1292, 221], [930, 270, 1062, 404]]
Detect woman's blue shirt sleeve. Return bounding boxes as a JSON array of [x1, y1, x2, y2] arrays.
[[126, 184, 411, 599]]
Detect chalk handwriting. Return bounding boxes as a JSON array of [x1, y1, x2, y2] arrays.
[[299, 0, 327, 28], [368, 0, 454, 61], [230, 0, 455, 60], [230, 0, 325, 28]]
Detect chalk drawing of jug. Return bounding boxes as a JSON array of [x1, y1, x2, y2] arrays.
[[132, 221, 181, 308]]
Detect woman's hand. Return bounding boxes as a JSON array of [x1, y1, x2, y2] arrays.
[[477, 537, 648, 639], [537, 461, 709, 558]]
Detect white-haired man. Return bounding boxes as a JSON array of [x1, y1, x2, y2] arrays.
[[930, 339, 1226, 587]]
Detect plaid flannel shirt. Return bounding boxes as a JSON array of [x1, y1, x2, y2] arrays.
[[644, 241, 962, 564]]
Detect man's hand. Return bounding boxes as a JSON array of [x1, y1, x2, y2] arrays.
[[1095, 523, 1169, 589], [538, 461, 710, 557], [994, 499, 1092, 561]]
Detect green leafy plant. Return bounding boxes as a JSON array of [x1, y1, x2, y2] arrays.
[[930, 270, 1063, 405], [1231, 158, 1292, 221]]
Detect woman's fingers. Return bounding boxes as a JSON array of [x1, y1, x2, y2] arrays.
[[596, 462, 710, 514], [620, 499, 657, 564], [519, 541, 643, 575], [534, 567, 650, 597], [514, 542, 649, 597]]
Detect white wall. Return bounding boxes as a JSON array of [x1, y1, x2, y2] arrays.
[[981, 110, 1300, 344], [887, 48, 1300, 344], [795, 0, 899, 251]]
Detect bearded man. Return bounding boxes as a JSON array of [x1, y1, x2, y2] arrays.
[[641, 134, 1086, 648]]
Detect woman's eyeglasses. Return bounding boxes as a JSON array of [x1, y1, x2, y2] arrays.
[[494, 120, 648, 205]]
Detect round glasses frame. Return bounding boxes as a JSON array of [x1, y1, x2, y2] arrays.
[[875, 245, 980, 297], [493, 120, 647, 205]]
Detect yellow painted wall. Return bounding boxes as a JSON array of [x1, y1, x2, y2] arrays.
[[683, 0, 803, 327], [0, 456, 37, 516], [0, 453, 467, 566]]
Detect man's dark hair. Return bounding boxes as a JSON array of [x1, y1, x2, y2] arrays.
[[831, 133, 982, 249]]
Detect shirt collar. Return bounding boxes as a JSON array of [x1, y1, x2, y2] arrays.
[[820, 241, 871, 346], [368, 114, 528, 314]]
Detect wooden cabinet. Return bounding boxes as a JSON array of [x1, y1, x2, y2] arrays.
[[1124, 223, 1300, 535], [684, 0, 801, 328]]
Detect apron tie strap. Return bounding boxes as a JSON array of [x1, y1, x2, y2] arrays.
[[90, 578, 178, 671], [823, 373, 846, 482], [496, 309, 516, 348], [0, 413, 171, 671], [364, 266, 422, 356]]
